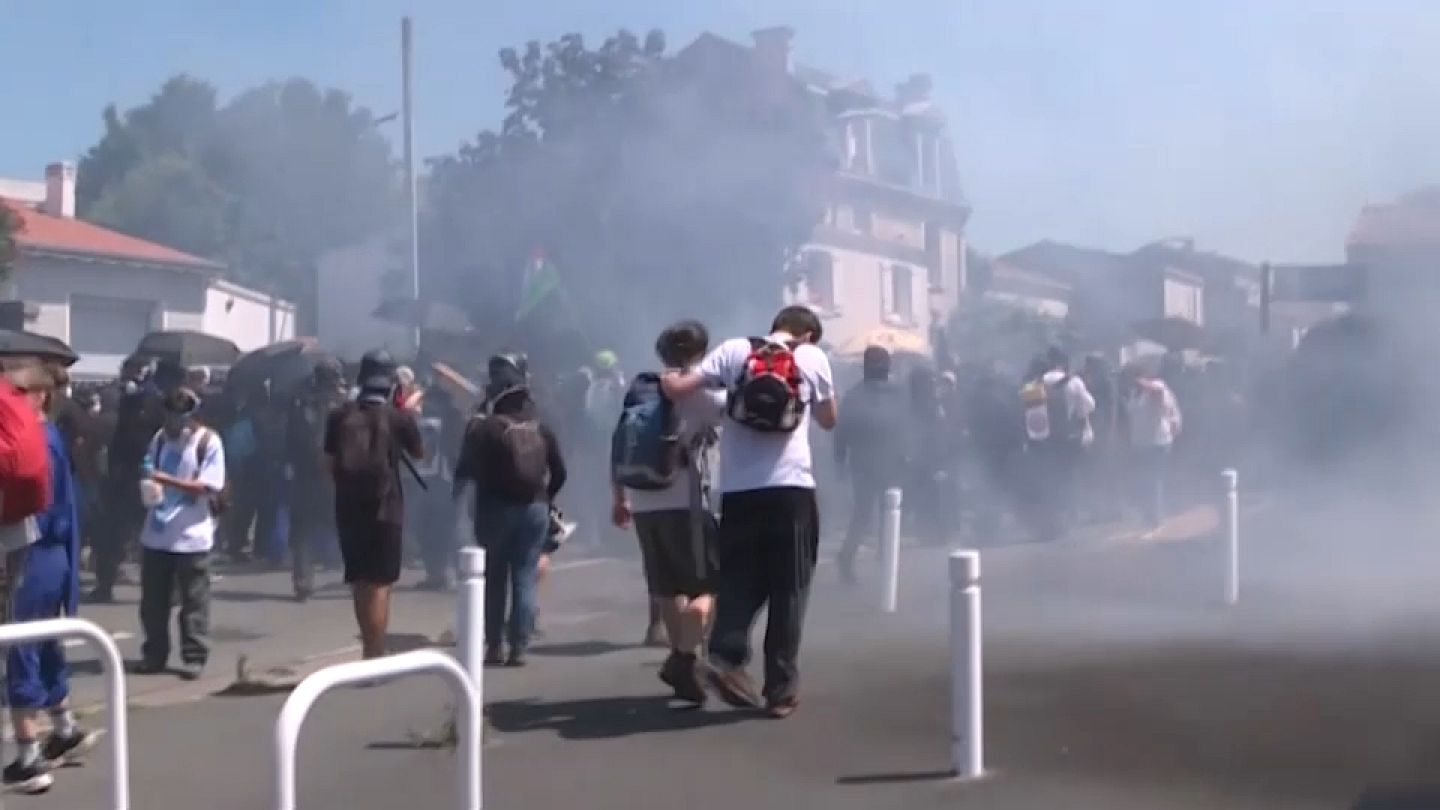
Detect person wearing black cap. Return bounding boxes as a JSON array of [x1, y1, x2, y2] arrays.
[[834, 346, 908, 584], [455, 352, 568, 667], [323, 350, 424, 659]]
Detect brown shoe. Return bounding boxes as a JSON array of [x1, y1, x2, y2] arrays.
[[706, 665, 761, 709], [765, 696, 799, 719]]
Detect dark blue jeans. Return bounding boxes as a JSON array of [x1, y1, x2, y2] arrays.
[[473, 496, 549, 650]]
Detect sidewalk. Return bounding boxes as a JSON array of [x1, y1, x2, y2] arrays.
[[61, 555, 638, 712]]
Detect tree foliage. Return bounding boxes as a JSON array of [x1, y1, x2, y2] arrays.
[[425, 29, 832, 367], [77, 75, 397, 316], [0, 204, 19, 282]]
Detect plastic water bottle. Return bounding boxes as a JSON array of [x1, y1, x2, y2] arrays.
[[138, 453, 162, 507]]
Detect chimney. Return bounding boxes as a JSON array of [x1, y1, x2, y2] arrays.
[[43, 162, 75, 219], [896, 73, 934, 106], [751, 26, 795, 75]]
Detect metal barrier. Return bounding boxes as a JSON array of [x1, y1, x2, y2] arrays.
[[272, 650, 481, 810], [0, 618, 129, 810]]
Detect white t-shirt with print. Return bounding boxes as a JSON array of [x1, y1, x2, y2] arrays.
[[140, 427, 227, 554], [699, 336, 835, 494]]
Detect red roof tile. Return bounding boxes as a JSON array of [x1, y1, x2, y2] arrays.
[[1348, 202, 1440, 249], [1, 199, 222, 271]]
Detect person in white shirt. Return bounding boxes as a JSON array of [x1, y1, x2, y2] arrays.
[[1125, 371, 1183, 531], [1023, 348, 1096, 542], [134, 387, 226, 681], [662, 305, 837, 719]]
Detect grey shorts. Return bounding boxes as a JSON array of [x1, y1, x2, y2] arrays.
[[633, 509, 719, 598]]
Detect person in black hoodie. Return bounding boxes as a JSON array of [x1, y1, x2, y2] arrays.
[[324, 351, 424, 660], [89, 356, 165, 603], [454, 354, 568, 667], [835, 347, 908, 585], [906, 366, 948, 546]]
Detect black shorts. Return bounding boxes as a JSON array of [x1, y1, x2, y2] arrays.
[[336, 516, 404, 585], [633, 509, 719, 598]]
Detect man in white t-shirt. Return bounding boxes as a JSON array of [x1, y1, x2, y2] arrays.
[[662, 305, 837, 719], [134, 387, 226, 681]]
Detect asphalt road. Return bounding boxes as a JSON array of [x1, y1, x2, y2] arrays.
[[29, 503, 1440, 810]]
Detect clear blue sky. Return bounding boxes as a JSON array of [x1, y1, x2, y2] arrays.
[[5, 0, 1439, 261]]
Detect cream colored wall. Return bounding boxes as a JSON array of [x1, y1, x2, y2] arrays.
[[203, 280, 296, 351], [792, 241, 930, 353]]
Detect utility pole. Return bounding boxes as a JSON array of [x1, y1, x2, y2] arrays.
[[401, 16, 421, 355], [1259, 261, 1272, 335]]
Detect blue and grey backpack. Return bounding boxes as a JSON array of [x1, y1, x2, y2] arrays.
[[610, 372, 682, 491]]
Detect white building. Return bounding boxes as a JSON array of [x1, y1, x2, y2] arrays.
[[2, 162, 295, 379]]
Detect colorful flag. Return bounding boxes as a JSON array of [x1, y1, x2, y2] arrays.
[[516, 248, 561, 322]]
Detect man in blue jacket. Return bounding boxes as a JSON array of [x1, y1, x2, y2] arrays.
[[4, 363, 99, 794]]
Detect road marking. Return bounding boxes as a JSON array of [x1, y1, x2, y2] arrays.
[[300, 643, 362, 663], [542, 611, 608, 627], [550, 558, 621, 573], [63, 631, 133, 649]]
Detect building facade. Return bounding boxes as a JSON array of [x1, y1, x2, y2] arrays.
[[678, 29, 970, 359], [3, 162, 294, 378]]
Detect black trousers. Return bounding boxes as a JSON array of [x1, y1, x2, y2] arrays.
[[841, 470, 902, 561], [708, 487, 820, 703], [226, 465, 279, 559], [94, 482, 145, 592], [139, 549, 211, 666]]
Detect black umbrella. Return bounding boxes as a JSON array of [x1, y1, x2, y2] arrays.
[[1131, 317, 1206, 352], [134, 331, 241, 368], [372, 298, 472, 335], [228, 338, 328, 395], [0, 330, 78, 367]]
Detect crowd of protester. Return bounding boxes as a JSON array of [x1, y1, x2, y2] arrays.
[[0, 301, 1272, 794]]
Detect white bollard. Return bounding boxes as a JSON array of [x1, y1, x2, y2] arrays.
[[1222, 468, 1239, 606], [880, 488, 903, 613], [949, 550, 983, 779], [456, 547, 486, 698]]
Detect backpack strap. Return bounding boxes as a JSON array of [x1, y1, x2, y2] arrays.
[[196, 429, 211, 471], [149, 431, 163, 467]]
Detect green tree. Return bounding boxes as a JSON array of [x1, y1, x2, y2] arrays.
[[0, 204, 19, 282], [76, 76, 397, 319], [87, 154, 229, 259], [425, 29, 831, 366]]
